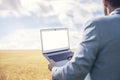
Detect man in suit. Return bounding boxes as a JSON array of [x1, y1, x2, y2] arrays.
[[48, 0, 120, 80]]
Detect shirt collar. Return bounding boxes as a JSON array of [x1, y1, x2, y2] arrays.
[[110, 8, 120, 15]]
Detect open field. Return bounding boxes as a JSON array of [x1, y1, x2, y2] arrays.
[[0, 50, 51, 80]]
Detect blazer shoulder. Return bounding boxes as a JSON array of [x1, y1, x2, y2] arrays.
[[91, 15, 120, 24], [84, 15, 120, 31], [90, 16, 109, 23]]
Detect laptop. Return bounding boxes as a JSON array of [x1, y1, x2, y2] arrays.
[[40, 28, 72, 66]]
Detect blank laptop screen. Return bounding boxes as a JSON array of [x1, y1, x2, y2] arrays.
[[41, 29, 69, 53]]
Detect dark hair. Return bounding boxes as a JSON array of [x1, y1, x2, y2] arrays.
[[108, 0, 120, 8]]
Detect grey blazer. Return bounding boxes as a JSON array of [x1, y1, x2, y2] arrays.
[[52, 8, 120, 80]]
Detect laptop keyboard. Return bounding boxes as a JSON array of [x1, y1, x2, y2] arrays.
[[48, 52, 70, 62]]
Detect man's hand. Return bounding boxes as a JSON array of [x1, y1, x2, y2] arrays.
[[48, 60, 56, 71], [67, 51, 74, 60]]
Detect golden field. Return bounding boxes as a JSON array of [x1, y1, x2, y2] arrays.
[[0, 50, 51, 80]]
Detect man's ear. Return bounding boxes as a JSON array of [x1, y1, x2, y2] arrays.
[[103, 0, 110, 15], [103, 0, 108, 7]]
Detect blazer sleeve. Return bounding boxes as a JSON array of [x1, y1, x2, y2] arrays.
[[52, 20, 99, 80]]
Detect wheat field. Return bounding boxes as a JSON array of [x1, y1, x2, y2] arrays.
[[0, 50, 51, 80]]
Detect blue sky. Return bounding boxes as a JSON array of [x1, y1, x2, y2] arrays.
[[0, 0, 104, 49]]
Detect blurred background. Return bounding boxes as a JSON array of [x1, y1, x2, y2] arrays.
[[0, 0, 104, 80]]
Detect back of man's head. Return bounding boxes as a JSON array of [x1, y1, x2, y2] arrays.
[[108, 0, 120, 8]]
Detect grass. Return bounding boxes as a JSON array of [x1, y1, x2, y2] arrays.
[[0, 50, 51, 80]]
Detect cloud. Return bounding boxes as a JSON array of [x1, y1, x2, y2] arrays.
[[0, 0, 21, 17], [49, 0, 103, 28], [69, 30, 84, 48], [0, 0, 103, 17], [19, 0, 54, 17], [0, 0, 21, 10], [0, 29, 41, 49], [0, 0, 104, 28]]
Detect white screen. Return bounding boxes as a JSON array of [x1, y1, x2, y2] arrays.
[[41, 29, 69, 52]]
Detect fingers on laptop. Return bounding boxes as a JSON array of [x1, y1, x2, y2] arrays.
[[67, 51, 74, 60]]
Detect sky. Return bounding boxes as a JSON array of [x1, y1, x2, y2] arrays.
[[0, 0, 104, 50]]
